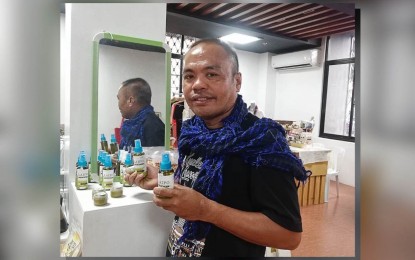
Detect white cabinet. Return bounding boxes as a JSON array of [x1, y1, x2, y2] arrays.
[[69, 183, 174, 256]]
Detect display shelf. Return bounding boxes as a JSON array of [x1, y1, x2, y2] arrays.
[[69, 182, 174, 256]]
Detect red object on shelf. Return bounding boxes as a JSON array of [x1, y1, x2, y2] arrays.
[[114, 118, 124, 145]]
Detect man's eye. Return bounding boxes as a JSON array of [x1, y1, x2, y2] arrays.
[[183, 74, 193, 80], [207, 73, 218, 78]]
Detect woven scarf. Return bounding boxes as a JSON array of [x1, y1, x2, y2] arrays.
[[120, 105, 154, 149], [175, 95, 311, 243]]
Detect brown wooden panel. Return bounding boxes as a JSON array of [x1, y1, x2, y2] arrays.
[[320, 175, 326, 204], [282, 15, 351, 34], [314, 176, 321, 205], [308, 176, 315, 205], [297, 161, 328, 206], [305, 25, 355, 39]]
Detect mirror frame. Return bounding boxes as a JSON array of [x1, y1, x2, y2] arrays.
[[91, 32, 171, 173]]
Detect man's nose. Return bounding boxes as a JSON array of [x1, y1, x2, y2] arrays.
[[191, 76, 207, 91]]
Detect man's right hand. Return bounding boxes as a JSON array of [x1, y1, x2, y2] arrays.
[[124, 163, 159, 190]]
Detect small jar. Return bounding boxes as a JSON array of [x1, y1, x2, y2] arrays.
[[93, 191, 108, 206], [111, 182, 123, 198], [92, 184, 106, 200]]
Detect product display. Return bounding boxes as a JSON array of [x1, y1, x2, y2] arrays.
[[158, 152, 174, 189], [132, 139, 146, 175], [101, 154, 114, 190], [75, 152, 89, 190], [121, 152, 133, 187]]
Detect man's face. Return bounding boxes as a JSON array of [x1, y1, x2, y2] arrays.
[[182, 42, 241, 125], [117, 86, 131, 119]]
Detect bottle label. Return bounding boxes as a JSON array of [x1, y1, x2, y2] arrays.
[[76, 168, 88, 179], [158, 171, 174, 189], [133, 155, 145, 166], [102, 169, 114, 185]]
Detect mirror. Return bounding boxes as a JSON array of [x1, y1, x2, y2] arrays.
[[91, 33, 171, 173]]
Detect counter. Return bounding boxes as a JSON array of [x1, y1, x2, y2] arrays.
[[290, 146, 331, 206], [69, 182, 174, 257]]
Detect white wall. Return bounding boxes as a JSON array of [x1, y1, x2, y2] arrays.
[[237, 49, 271, 116], [65, 3, 166, 180]]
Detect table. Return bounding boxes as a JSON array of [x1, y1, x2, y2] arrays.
[[69, 182, 174, 257], [290, 146, 331, 206]]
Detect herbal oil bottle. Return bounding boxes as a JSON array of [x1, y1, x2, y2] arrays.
[[121, 152, 133, 187], [100, 133, 109, 153], [101, 154, 114, 190], [75, 152, 89, 190], [110, 133, 119, 155], [158, 152, 174, 189], [113, 150, 121, 183], [133, 139, 145, 173]]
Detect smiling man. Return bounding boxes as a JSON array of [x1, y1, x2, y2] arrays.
[[126, 39, 310, 257]]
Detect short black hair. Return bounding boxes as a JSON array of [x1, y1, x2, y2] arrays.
[[121, 78, 152, 105], [186, 38, 239, 75]]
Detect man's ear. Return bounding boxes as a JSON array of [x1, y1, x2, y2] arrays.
[[128, 96, 134, 107], [234, 72, 242, 92]]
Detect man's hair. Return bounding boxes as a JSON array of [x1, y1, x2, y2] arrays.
[[186, 38, 239, 75], [121, 78, 152, 106]]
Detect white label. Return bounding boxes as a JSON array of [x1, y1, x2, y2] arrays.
[[76, 168, 88, 180], [133, 155, 145, 166], [102, 169, 114, 184], [158, 172, 174, 189]]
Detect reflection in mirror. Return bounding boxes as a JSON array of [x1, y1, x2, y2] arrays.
[[91, 33, 171, 173]]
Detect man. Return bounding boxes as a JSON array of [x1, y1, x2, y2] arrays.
[[117, 78, 164, 148], [126, 39, 310, 257]]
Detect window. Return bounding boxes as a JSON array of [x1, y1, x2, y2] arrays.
[[320, 31, 356, 142], [165, 32, 198, 98]]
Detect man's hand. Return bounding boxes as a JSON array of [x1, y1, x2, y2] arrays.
[[152, 184, 214, 222], [124, 163, 158, 190]]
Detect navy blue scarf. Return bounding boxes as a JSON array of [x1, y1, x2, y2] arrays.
[[120, 105, 154, 149], [175, 95, 311, 243]]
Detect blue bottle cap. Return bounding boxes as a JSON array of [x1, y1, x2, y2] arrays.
[[160, 152, 172, 171], [111, 134, 117, 143], [78, 153, 87, 167], [124, 153, 132, 166], [104, 154, 112, 168], [134, 139, 143, 153], [101, 133, 106, 141]]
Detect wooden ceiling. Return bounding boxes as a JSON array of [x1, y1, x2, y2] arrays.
[[167, 3, 355, 53]]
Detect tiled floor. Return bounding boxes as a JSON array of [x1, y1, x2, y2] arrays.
[[291, 180, 355, 257]]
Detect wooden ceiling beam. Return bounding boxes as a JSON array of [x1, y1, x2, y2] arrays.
[[237, 4, 288, 23], [289, 19, 355, 37], [280, 14, 350, 34], [301, 25, 355, 39], [253, 3, 320, 27]]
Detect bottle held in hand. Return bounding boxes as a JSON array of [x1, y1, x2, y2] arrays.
[[158, 152, 174, 189]]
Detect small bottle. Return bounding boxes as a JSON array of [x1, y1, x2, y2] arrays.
[[100, 133, 109, 153], [96, 150, 103, 180], [110, 133, 119, 155], [158, 152, 175, 189], [132, 139, 145, 173], [75, 152, 89, 190], [113, 150, 122, 183], [93, 191, 108, 206], [91, 184, 105, 199], [121, 152, 133, 187], [110, 182, 123, 198], [101, 154, 114, 190]]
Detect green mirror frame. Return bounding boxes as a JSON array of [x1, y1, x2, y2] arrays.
[[91, 32, 171, 173]]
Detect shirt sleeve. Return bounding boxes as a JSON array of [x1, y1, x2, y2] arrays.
[[250, 166, 303, 232]]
